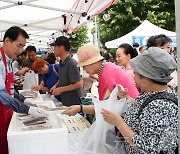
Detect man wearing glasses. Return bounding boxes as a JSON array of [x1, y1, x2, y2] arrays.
[[0, 26, 47, 154]]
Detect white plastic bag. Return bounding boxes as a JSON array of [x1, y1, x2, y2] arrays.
[[23, 70, 39, 90], [78, 85, 128, 154]]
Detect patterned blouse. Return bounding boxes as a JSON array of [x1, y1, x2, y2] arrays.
[[123, 89, 178, 154]]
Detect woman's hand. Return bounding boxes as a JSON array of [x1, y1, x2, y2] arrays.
[[117, 85, 128, 99], [31, 85, 42, 91], [101, 108, 122, 126], [62, 105, 80, 116]]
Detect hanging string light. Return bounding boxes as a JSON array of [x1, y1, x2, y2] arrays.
[[103, 9, 110, 21]]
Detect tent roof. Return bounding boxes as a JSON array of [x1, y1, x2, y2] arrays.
[[105, 20, 176, 48], [0, 0, 117, 48]]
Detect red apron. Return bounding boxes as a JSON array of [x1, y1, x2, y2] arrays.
[[0, 47, 14, 154]]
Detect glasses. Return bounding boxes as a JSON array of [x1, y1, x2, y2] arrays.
[[9, 39, 25, 50], [16, 44, 24, 49]]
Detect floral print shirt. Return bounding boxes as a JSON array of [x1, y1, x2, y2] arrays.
[[123, 89, 178, 154]]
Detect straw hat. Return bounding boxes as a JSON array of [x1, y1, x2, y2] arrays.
[[77, 44, 104, 67], [130, 47, 177, 83]]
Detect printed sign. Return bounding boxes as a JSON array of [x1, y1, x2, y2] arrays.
[[132, 36, 176, 47]]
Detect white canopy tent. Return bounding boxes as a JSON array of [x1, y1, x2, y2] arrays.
[[105, 20, 176, 48], [0, 0, 117, 48]]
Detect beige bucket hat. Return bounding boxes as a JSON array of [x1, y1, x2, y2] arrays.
[[77, 44, 104, 67]]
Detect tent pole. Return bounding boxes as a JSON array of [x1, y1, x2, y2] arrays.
[[0, 0, 38, 10], [94, 16, 98, 47], [97, 16, 101, 49], [175, 0, 180, 153]]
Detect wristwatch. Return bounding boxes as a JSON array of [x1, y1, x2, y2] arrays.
[[79, 104, 83, 113]]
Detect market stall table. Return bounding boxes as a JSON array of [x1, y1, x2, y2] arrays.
[[7, 90, 91, 154]]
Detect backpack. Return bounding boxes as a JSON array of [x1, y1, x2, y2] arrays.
[[138, 91, 178, 154]]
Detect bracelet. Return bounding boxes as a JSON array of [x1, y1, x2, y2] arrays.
[[79, 104, 83, 113]]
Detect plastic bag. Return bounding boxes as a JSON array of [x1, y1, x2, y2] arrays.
[[77, 85, 128, 154], [23, 70, 39, 90]]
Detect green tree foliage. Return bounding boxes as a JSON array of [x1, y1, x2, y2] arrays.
[[69, 25, 89, 49], [99, 0, 175, 45]]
